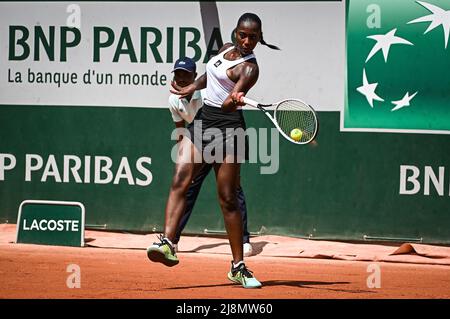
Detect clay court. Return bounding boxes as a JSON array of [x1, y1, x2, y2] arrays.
[[1, 224, 449, 299]]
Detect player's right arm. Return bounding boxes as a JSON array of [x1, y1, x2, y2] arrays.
[[171, 74, 206, 98], [170, 43, 234, 98]]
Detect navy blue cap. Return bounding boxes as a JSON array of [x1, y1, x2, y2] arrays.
[[172, 57, 196, 73]]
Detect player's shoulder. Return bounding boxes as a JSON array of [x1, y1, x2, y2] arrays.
[[240, 60, 259, 79], [243, 58, 258, 68], [246, 55, 258, 65], [218, 43, 234, 53]]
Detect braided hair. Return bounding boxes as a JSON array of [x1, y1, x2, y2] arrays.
[[236, 13, 280, 50]]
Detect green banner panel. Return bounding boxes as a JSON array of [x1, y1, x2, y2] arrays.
[[344, 0, 450, 133], [1, 106, 449, 244]]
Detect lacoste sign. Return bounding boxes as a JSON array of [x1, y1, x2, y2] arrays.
[[16, 200, 85, 247]]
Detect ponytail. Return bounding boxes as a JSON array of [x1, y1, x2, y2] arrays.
[[260, 37, 280, 50], [231, 28, 281, 50]]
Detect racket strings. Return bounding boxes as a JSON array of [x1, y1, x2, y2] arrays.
[[275, 100, 317, 143]]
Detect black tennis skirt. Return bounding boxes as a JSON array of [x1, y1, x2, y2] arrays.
[[186, 103, 249, 162]]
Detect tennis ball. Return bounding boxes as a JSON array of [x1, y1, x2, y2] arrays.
[[290, 128, 303, 141]]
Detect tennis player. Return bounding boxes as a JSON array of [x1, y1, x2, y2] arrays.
[[147, 13, 279, 289], [167, 57, 253, 256]]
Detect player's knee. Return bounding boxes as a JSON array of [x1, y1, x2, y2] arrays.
[[219, 192, 238, 213]]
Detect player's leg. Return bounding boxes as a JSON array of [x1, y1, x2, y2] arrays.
[[214, 158, 261, 288], [163, 137, 204, 241], [147, 137, 203, 266], [236, 182, 252, 256], [173, 163, 214, 245], [214, 160, 242, 262]]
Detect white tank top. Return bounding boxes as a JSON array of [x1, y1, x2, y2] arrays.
[[203, 46, 256, 109]]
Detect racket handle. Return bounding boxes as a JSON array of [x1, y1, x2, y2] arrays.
[[242, 96, 259, 107]]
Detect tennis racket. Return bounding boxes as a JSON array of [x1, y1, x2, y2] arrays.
[[242, 97, 318, 145]]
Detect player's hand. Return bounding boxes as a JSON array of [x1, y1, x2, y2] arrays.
[[230, 92, 245, 106], [170, 81, 196, 99]]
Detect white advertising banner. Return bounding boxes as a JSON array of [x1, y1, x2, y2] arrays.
[[0, 1, 344, 111]]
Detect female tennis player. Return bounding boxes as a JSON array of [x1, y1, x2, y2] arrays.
[[147, 13, 279, 289], [168, 57, 253, 257]]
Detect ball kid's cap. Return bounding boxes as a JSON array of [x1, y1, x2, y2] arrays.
[[172, 57, 196, 73]]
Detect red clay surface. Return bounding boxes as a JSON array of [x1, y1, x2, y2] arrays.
[[1, 242, 450, 299]]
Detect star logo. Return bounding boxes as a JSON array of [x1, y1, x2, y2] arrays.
[[356, 69, 384, 107], [391, 92, 419, 112], [408, 1, 450, 49], [366, 28, 414, 63]]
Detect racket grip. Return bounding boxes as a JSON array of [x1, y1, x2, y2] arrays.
[[242, 97, 259, 107]]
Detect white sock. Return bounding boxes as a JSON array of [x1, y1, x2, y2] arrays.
[[233, 261, 244, 269]]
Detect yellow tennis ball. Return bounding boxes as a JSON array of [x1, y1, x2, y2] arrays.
[[290, 128, 303, 141]]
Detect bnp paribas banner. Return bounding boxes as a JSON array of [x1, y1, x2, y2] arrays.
[[0, 1, 344, 110], [343, 0, 450, 134]]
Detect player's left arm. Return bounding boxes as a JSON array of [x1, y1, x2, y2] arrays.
[[223, 63, 259, 112]]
